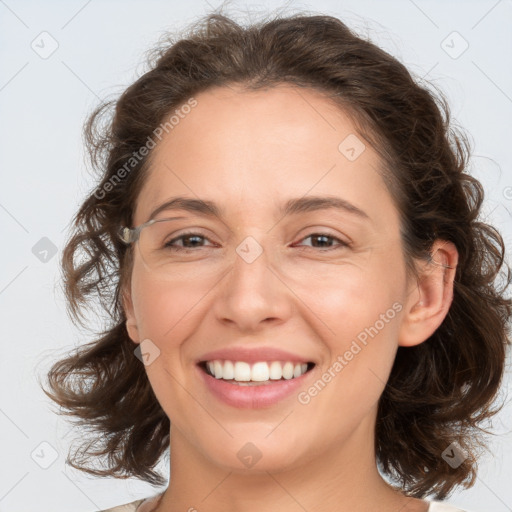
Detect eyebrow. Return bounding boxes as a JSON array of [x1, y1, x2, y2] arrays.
[[148, 195, 370, 223]]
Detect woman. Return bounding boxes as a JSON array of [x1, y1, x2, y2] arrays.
[[42, 10, 511, 512]]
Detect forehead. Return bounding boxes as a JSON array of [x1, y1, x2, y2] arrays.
[[133, 84, 397, 232]]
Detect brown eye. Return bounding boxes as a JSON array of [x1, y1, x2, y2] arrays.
[[295, 233, 349, 250], [165, 232, 215, 250]]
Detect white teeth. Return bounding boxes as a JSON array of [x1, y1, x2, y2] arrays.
[[269, 361, 282, 380], [251, 362, 269, 381], [234, 361, 251, 381], [223, 360, 234, 380], [204, 360, 311, 382], [214, 360, 223, 379], [282, 361, 294, 379]]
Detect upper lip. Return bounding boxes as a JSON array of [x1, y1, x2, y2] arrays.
[[197, 347, 316, 365]]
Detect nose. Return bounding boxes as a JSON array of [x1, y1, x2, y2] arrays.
[[213, 237, 294, 332]]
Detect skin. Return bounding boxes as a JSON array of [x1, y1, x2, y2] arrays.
[[123, 84, 458, 512]]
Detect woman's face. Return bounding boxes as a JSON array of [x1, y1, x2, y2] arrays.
[[124, 84, 420, 473]]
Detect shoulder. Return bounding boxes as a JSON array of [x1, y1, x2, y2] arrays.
[[96, 493, 163, 512], [97, 492, 164, 512], [97, 496, 472, 512], [97, 498, 145, 512], [428, 501, 471, 512]]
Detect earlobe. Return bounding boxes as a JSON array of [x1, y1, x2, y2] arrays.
[[122, 286, 140, 344], [398, 239, 459, 348]]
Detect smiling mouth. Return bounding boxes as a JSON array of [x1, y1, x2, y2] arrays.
[[198, 360, 316, 385]]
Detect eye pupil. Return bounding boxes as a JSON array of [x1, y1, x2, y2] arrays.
[[183, 235, 203, 247], [313, 235, 331, 247], [169, 234, 206, 249]]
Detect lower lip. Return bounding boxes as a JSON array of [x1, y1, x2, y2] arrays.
[[196, 364, 315, 408]]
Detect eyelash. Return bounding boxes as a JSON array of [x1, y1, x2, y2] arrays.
[[165, 231, 350, 252]]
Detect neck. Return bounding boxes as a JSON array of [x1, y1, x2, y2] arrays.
[[153, 414, 428, 512]]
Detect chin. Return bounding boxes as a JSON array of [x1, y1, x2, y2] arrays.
[[202, 436, 306, 474]]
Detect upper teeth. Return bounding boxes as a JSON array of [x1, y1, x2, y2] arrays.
[[206, 360, 309, 381]]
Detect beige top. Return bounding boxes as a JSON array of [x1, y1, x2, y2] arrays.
[[98, 493, 470, 512]]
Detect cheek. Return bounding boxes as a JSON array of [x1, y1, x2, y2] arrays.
[[131, 265, 209, 342], [303, 255, 405, 405], [308, 258, 403, 342], [130, 268, 209, 418]]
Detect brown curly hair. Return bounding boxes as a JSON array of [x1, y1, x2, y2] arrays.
[[40, 9, 512, 500]]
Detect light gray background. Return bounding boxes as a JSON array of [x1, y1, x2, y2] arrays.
[[1, 1, 511, 511]]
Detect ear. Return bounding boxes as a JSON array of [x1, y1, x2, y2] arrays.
[[122, 284, 141, 344], [398, 239, 459, 347]]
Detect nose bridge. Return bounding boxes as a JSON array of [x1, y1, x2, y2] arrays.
[[215, 233, 292, 330], [230, 234, 275, 299]]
